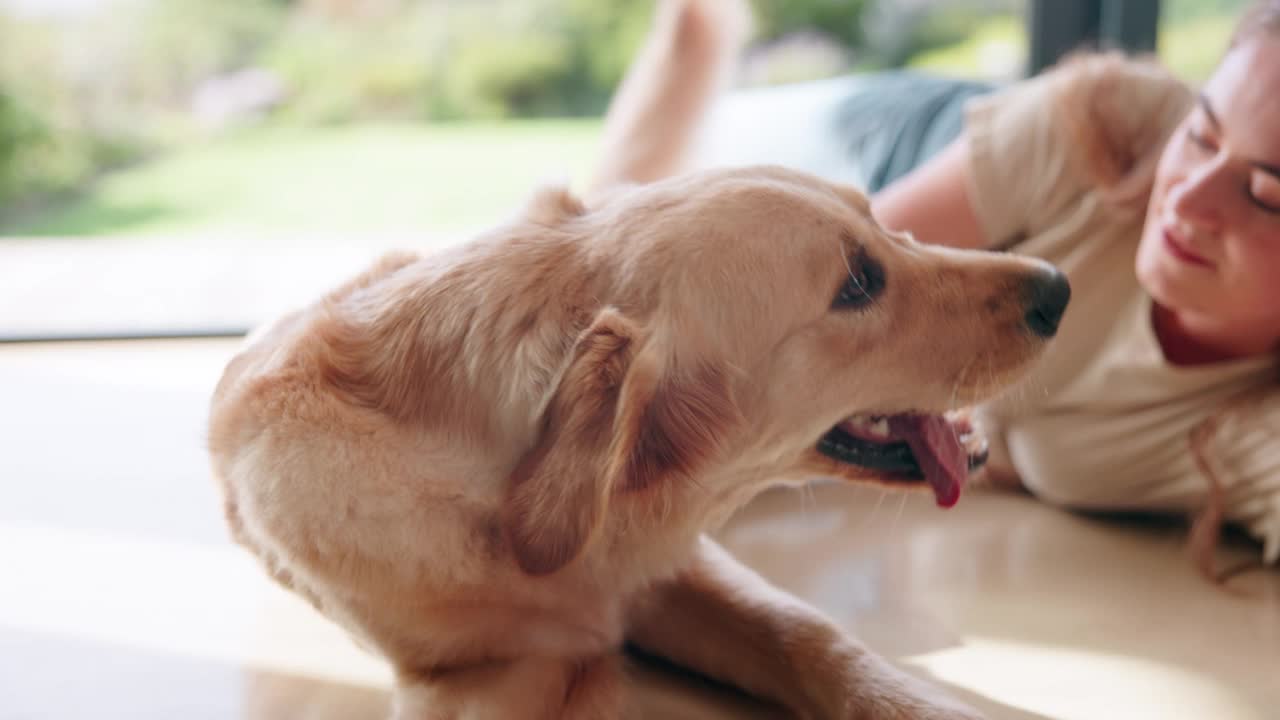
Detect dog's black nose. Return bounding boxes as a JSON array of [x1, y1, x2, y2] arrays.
[[1023, 267, 1071, 338]]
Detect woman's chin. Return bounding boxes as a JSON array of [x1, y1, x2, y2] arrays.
[[1136, 242, 1213, 315]]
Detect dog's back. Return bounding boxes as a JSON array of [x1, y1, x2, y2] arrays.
[[207, 204, 647, 681]]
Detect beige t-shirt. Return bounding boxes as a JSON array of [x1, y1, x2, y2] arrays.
[[962, 59, 1280, 563]]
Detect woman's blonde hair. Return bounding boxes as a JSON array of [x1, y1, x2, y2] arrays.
[[1186, 0, 1280, 582], [1058, 0, 1280, 209], [1054, 1, 1280, 580]]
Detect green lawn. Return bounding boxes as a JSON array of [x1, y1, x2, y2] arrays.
[[2, 8, 1245, 241], [2, 119, 603, 238]]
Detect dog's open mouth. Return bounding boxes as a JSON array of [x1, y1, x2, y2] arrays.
[[817, 413, 988, 508]]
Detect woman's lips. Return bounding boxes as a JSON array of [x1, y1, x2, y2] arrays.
[[1162, 227, 1214, 268]]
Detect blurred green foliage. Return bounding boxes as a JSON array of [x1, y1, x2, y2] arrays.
[[0, 0, 286, 210], [2, 0, 1241, 215], [752, 0, 870, 49]]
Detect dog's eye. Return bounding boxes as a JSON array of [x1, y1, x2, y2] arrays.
[[832, 254, 885, 310]]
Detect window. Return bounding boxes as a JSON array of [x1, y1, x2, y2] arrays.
[[0, 0, 1032, 341], [1158, 0, 1253, 84]]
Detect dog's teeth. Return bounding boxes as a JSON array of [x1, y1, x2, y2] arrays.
[[844, 414, 890, 439]]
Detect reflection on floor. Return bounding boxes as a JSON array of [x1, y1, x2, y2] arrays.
[[1, 340, 1276, 719]]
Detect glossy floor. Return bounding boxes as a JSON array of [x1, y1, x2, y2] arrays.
[[2, 340, 1276, 719]]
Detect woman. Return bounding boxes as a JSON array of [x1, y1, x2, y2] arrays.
[[871, 3, 1280, 575], [595, 0, 1280, 575]]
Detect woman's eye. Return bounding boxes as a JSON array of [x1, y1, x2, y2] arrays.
[[1249, 171, 1280, 214], [1186, 126, 1218, 153], [832, 255, 885, 310]]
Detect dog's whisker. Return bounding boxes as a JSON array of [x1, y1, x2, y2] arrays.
[[889, 491, 908, 536], [866, 486, 889, 527], [1003, 369, 1048, 414], [947, 356, 977, 448], [948, 357, 972, 410], [803, 481, 818, 517]]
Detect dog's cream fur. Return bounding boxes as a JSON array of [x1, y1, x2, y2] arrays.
[[209, 2, 1059, 718]]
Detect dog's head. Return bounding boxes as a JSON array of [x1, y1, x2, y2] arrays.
[[504, 166, 1069, 574]]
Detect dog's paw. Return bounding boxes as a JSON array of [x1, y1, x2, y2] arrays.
[[827, 662, 987, 720], [882, 692, 986, 720], [899, 702, 986, 720], [846, 695, 985, 720]]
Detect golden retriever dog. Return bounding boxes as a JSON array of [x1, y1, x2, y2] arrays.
[[208, 3, 1071, 719], [208, 171, 1070, 718]]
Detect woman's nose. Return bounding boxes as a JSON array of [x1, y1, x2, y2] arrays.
[[1168, 162, 1230, 233]]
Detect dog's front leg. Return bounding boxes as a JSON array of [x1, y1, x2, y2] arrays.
[[393, 655, 624, 720], [625, 536, 982, 720]]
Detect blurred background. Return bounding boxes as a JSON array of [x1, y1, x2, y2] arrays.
[[0, 0, 1253, 339], [2, 5, 1277, 719], [0, 0, 1250, 242]]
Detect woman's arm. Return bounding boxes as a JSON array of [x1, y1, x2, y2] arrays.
[[870, 135, 992, 251], [588, 0, 749, 195]]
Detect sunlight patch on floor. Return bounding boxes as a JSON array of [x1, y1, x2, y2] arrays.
[[904, 637, 1267, 720], [0, 523, 391, 688]]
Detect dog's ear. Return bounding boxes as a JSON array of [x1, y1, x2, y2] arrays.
[[606, 341, 740, 494], [504, 308, 636, 576], [504, 313, 740, 576]]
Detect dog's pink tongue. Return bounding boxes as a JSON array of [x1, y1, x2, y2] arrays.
[[888, 415, 966, 508]]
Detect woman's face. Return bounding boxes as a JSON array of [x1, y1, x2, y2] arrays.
[[1137, 37, 1280, 343]]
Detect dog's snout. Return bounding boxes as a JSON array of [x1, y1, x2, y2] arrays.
[[1022, 267, 1071, 338]]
